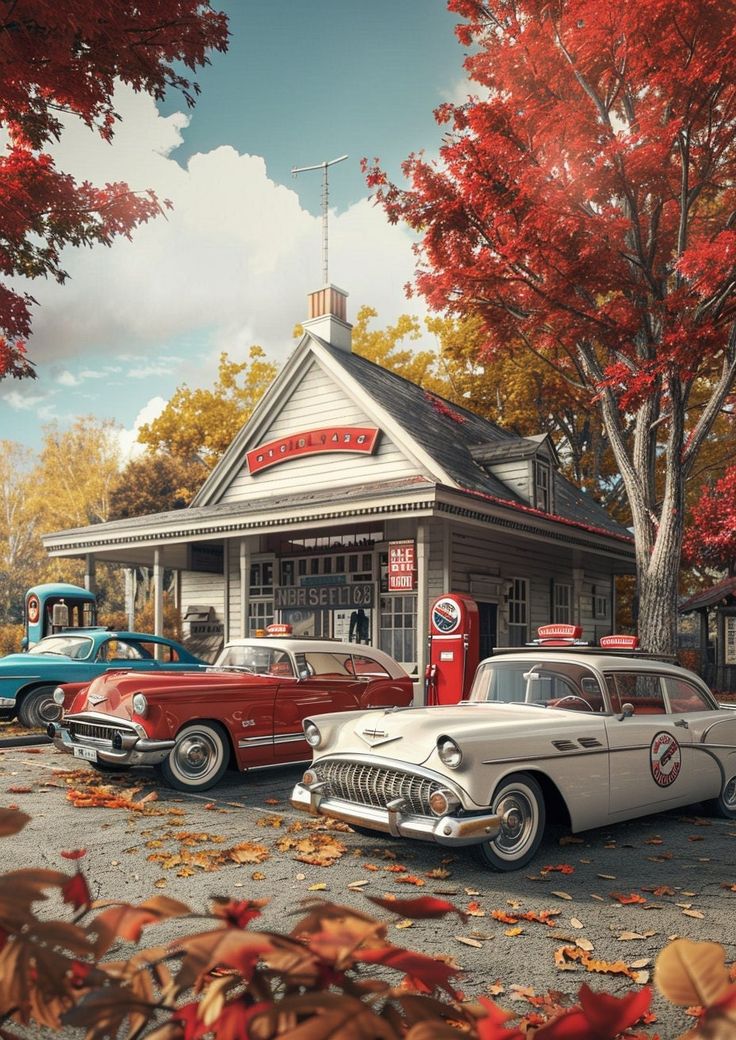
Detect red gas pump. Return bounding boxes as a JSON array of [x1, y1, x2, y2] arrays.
[[426, 593, 479, 705]]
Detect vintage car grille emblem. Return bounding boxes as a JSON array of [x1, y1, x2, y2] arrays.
[[315, 759, 442, 816], [88, 694, 107, 705]]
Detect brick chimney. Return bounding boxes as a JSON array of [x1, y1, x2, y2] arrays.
[[302, 284, 352, 351]]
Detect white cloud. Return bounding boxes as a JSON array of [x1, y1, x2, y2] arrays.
[[57, 371, 79, 387], [16, 84, 425, 385], [3, 389, 57, 420], [117, 396, 168, 462]]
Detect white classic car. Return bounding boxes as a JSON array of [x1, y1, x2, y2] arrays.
[[291, 645, 736, 870]]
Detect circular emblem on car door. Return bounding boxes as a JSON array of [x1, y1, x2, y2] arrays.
[[27, 595, 40, 625], [650, 731, 682, 787]]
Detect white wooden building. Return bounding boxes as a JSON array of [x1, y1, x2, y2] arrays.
[[43, 285, 635, 681]]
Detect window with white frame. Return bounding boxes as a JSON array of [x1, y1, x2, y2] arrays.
[[593, 586, 609, 618], [379, 595, 417, 669], [553, 583, 572, 623], [534, 459, 552, 512], [248, 599, 273, 635], [507, 578, 529, 646]]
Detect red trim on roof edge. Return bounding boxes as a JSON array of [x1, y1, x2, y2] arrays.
[[456, 485, 634, 545]]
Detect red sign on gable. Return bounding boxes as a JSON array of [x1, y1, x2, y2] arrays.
[[247, 427, 379, 474], [388, 540, 416, 591]]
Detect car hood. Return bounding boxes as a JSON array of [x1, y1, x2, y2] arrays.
[[323, 702, 555, 764], [70, 668, 278, 718]]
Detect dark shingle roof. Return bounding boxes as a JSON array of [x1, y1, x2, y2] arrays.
[[315, 337, 629, 540]]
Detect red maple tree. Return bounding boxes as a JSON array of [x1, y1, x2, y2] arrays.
[[684, 466, 736, 576], [0, 1, 228, 379], [365, 0, 736, 655]]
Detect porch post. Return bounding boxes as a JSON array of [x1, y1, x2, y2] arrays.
[[124, 568, 135, 630], [240, 538, 251, 639], [416, 521, 429, 705], [223, 540, 230, 644], [153, 549, 164, 642], [84, 554, 96, 594]]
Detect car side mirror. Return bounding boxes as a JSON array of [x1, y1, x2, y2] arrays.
[[619, 702, 635, 720], [20, 636, 28, 651]]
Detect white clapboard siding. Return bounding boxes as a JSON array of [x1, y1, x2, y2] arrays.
[[228, 551, 243, 640], [180, 571, 225, 622], [486, 460, 532, 503], [220, 358, 421, 504], [449, 528, 616, 641]]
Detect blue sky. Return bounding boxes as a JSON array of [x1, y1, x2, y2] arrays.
[[1, 1, 466, 457]]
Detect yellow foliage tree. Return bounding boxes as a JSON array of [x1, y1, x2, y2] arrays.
[[137, 348, 277, 468]]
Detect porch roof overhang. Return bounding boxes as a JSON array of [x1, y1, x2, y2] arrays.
[[41, 476, 635, 571]]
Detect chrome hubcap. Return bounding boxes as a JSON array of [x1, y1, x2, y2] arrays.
[[494, 790, 536, 857], [723, 776, 736, 810], [175, 733, 218, 778], [39, 700, 62, 724]]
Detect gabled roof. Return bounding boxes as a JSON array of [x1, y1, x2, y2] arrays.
[[313, 338, 628, 539], [679, 576, 736, 613]]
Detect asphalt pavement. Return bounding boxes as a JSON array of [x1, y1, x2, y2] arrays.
[[1, 741, 735, 1037]]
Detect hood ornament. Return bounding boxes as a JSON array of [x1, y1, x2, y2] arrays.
[[88, 694, 107, 705], [357, 725, 399, 747]]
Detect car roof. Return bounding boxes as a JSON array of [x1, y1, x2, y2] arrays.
[[484, 650, 694, 675], [221, 638, 409, 676]]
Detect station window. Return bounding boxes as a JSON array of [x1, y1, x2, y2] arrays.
[[250, 561, 273, 596], [508, 578, 529, 646], [379, 595, 417, 668], [553, 583, 572, 624], [248, 599, 273, 634], [534, 459, 551, 512]]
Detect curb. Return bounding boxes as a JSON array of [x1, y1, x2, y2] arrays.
[[0, 734, 52, 749]]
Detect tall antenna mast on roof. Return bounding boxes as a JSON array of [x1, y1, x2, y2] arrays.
[[291, 154, 348, 285]]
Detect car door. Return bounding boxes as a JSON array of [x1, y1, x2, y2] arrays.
[[604, 670, 695, 817], [272, 650, 364, 763]]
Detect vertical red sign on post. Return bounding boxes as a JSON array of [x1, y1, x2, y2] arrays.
[[388, 540, 416, 592]]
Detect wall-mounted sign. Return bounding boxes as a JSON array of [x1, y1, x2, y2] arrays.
[[725, 615, 736, 666], [388, 540, 416, 591], [247, 426, 379, 475], [275, 583, 374, 610]]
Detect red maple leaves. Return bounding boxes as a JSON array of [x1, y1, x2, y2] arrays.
[[0, 1, 229, 378]]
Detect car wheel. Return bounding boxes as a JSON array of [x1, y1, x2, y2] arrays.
[[708, 774, 736, 819], [18, 686, 62, 728], [159, 722, 229, 792], [473, 772, 546, 872]]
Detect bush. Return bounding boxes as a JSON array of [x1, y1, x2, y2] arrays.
[[0, 623, 23, 655], [0, 808, 734, 1038]]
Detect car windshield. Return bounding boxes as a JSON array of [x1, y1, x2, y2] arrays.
[[213, 645, 294, 677], [469, 659, 608, 712], [33, 635, 93, 660]]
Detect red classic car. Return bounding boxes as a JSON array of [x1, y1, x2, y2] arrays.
[[48, 636, 414, 792]]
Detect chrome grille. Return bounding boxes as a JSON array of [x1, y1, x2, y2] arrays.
[[315, 759, 441, 816], [68, 720, 133, 743]]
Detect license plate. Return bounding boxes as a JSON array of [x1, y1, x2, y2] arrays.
[[73, 746, 97, 763]]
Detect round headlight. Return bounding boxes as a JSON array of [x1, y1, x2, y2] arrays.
[[53, 686, 65, 705], [131, 692, 148, 717], [304, 721, 321, 748], [437, 737, 462, 768]]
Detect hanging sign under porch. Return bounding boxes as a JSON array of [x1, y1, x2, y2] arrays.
[[275, 583, 374, 609], [247, 426, 380, 474]]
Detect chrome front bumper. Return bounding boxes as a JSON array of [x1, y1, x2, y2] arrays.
[[290, 779, 501, 847], [49, 721, 175, 767]]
